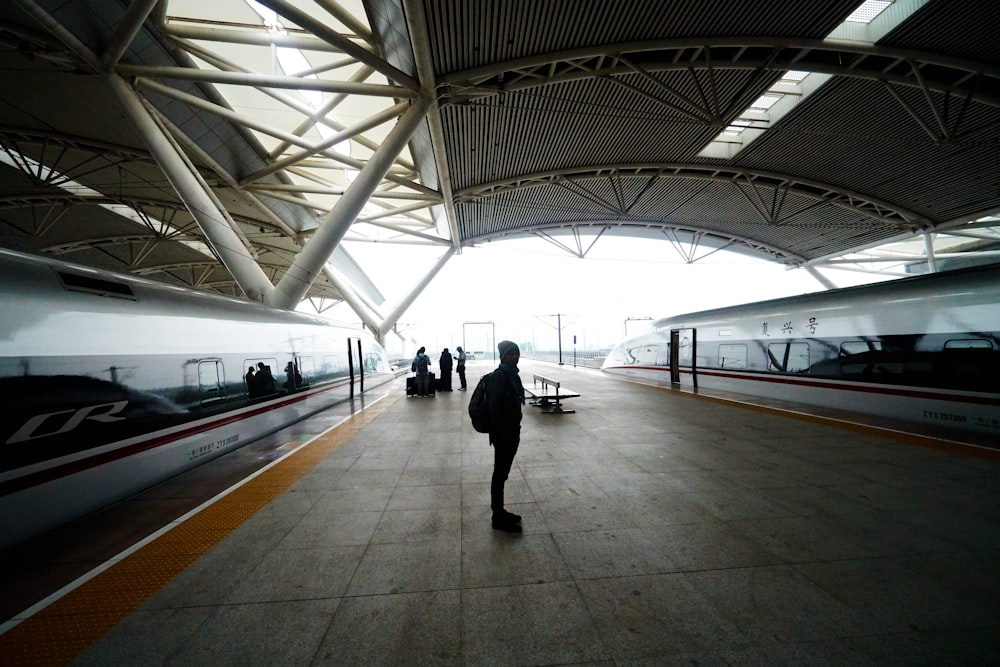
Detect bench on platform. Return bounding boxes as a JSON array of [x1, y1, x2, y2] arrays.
[[524, 374, 580, 413]]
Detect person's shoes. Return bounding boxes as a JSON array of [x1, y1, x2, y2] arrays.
[[498, 509, 521, 523], [492, 511, 522, 532], [492, 516, 522, 533], [491, 507, 521, 521]]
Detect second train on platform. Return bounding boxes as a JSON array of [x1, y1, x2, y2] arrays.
[[601, 264, 1000, 441]]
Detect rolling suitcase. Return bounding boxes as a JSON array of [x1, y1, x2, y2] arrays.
[[426, 372, 436, 396], [406, 376, 416, 396]]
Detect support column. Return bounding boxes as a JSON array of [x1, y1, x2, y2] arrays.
[[321, 265, 380, 334], [271, 99, 432, 309], [923, 232, 938, 273], [804, 265, 837, 290], [378, 247, 456, 341], [107, 74, 275, 301]]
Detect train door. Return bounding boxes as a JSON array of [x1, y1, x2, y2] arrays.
[[196, 358, 226, 408], [669, 328, 698, 389], [346, 337, 365, 398], [669, 330, 680, 384]]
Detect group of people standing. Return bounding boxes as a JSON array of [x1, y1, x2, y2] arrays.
[[246, 360, 304, 398], [244, 362, 276, 398], [410, 345, 468, 395]]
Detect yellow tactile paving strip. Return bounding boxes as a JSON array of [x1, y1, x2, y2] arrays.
[[0, 391, 399, 667]]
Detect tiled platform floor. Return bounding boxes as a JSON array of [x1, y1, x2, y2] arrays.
[[7, 360, 1000, 665]]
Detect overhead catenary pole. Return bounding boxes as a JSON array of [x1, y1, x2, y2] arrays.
[[624, 316, 653, 337], [558, 313, 563, 365], [271, 98, 433, 310], [463, 321, 496, 362]]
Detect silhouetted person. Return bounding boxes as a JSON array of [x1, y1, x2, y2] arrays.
[[256, 362, 275, 395], [245, 366, 257, 397], [455, 346, 467, 390], [487, 340, 525, 532], [439, 348, 453, 391]]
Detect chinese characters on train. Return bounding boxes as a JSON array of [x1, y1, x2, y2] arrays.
[[761, 316, 819, 337]]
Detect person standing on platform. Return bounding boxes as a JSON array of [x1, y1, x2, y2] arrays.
[[486, 340, 525, 533], [439, 348, 453, 391], [455, 346, 467, 390], [412, 346, 431, 396]]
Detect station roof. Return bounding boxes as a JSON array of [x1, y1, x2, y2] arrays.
[[2, 0, 999, 312]]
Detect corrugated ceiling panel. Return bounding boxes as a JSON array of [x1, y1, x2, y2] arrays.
[[424, 0, 861, 73], [879, 0, 1000, 66], [737, 76, 1000, 225]]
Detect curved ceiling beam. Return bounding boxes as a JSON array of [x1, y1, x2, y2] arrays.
[[455, 163, 931, 232], [476, 220, 806, 265], [0, 128, 152, 162], [0, 193, 293, 235], [442, 38, 1000, 109]]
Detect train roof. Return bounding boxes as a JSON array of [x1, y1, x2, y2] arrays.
[[0, 246, 364, 330], [652, 262, 1000, 328]]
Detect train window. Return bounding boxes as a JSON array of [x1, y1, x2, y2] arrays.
[[767, 342, 810, 372], [297, 356, 314, 385], [718, 344, 747, 369], [840, 341, 884, 375], [944, 339, 993, 350], [840, 341, 883, 356], [678, 336, 692, 365], [637, 344, 667, 365], [323, 355, 341, 379], [198, 360, 225, 405], [244, 358, 278, 397], [58, 271, 136, 300]]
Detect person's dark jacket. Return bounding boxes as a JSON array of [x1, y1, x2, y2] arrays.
[[486, 362, 524, 443], [440, 351, 453, 372]]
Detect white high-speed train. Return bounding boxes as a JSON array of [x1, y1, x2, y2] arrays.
[[602, 264, 1000, 442], [0, 247, 394, 550]]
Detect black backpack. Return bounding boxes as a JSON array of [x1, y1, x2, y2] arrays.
[[468, 372, 493, 433]]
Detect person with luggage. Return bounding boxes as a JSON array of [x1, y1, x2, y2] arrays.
[[487, 340, 525, 532], [412, 346, 432, 397]]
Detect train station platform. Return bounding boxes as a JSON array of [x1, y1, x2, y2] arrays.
[[2, 360, 999, 665]]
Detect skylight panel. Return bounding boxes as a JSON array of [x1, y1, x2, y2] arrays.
[[698, 0, 921, 159], [777, 70, 809, 86], [845, 0, 893, 23], [722, 119, 752, 137], [246, 0, 283, 33], [749, 94, 782, 112]]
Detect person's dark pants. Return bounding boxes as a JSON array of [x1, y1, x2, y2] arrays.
[[490, 436, 520, 512], [441, 370, 452, 391], [457, 365, 466, 389]]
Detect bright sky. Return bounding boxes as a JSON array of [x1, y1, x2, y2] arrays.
[[322, 236, 894, 357]]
